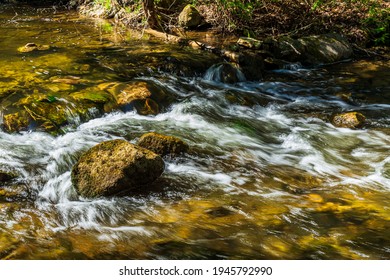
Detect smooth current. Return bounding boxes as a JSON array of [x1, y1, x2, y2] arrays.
[[0, 5, 389, 259]]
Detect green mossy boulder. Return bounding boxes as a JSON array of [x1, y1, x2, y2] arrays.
[[71, 139, 165, 198], [331, 112, 366, 129], [137, 132, 189, 157], [178, 5, 203, 29]]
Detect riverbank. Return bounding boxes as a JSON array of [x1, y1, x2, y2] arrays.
[[70, 0, 390, 67], [64, 1, 389, 47]]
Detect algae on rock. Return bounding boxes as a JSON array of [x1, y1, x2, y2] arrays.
[[71, 139, 165, 198]]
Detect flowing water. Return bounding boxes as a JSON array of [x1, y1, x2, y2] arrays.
[[0, 5, 390, 260]]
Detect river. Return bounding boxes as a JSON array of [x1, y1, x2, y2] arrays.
[[0, 5, 389, 259]]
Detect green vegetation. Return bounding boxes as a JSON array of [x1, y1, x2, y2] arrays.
[[3, 0, 389, 46]]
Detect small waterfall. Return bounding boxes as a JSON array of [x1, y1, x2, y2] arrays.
[[204, 62, 246, 84]]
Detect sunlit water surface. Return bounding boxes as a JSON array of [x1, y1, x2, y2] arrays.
[[0, 5, 389, 259]]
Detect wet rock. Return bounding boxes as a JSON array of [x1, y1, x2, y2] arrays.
[[159, 53, 220, 77], [299, 34, 353, 65], [71, 139, 165, 198], [0, 185, 32, 202], [70, 88, 112, 104], [0, 170, 17, 183], [237, 52, 264, 81], [99, 80, 176, 115], [270, 37, 306, 62], [204, 63, 246, 84], [2, 97, 96, 134], [264, 165, 324, 194], [50, 76, 85, 85], [2, 112, 29, 133], [270, 34, 353, 65], [237, 37, 263, 50], [205, 206, 234, 218], [137, 132, 189, 157], [178, 5, 203, 29], [0, 232, 19, 259], [17, 43, 50, 53], [331, 112, 366, 129]]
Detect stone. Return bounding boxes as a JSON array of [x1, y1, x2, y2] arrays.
[[99, 80, 176, 115], [237, 37, 263, 49], [204, 63, 246, 84], [71, 139, 165, 198], [17, 43, 50, 53], [298, 33, 353, 65], [2, 112, 29, 132], [137, 132, 189, 157], [270, 33, 353, 65], [178, 5, 203, 29], [70, 88, 112, 104], [2, 96, 98, 133], [331, 112, 366, 129], [0, 170, 17, 183], [238, 52, 264, 81]]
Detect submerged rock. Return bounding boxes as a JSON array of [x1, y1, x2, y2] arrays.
[[99, 80, 176, 115], [331, 112, 366, 129], [0, 80, 176, 134], [2, 112, 29, 133], [0, 170, 17, 183], [0, 184, 32, 202], [137, 132, 189, 157], [70, 88, 112, 104], [17, 43, 50, 53], [1, 98, 97, 134], [178, 5, 203, 29], [71, 139, 165, 198]]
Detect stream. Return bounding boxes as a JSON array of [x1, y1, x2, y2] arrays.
[[0, 5, 389, 260]]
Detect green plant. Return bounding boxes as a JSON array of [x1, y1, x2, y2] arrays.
[[364, 4, 389, 46], [94, 0, 112, 10]]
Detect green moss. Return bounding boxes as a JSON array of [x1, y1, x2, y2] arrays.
[[70, 89, 112, 104]]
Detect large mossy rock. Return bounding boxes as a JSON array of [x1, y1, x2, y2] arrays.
[[137, 132, 189, 157], [331, 112, 366, 129], [71, 140, 165, 198], [178, 5, 203, 29], [271, 34, 353, 65]]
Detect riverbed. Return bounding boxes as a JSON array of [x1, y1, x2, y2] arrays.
[[0, 5, 389, 259]]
